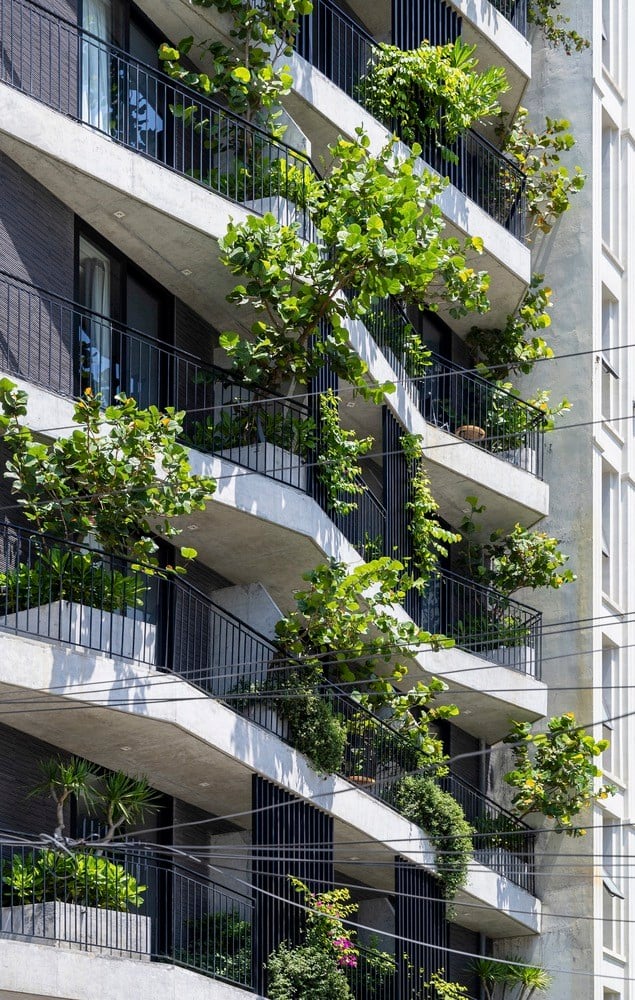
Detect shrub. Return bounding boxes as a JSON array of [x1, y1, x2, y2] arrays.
[[396, 776, 473, 899], [2, 850, 146, 911]]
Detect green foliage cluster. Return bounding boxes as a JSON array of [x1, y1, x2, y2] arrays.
[[159, 0, 312, 128], [219, 132, 490, 396], [267, 878, 394, 1000], [184, 404, 316, 458], [396, 776, 473, 899], [473, 956, 551, 1000], [500, 108, 586, 237], [425, 971, 470, 999], [274, 672, 348, 775], [268, 941, 353, 999], [2, 851, 145, 911], [362, 39, 508, 154], [0, 546, 146, 616], [316, 390, 373, 514], [1, 757, 160, 914], [272, 559, 459, 774], [458, 496, 575, 596], [32, 754, 159, 843], [402, 434, 461, 578], [504, 714, 615, 834], [467, 274, 554, 378], [527, 0, 590, 55], [0, 381, 216, 568]]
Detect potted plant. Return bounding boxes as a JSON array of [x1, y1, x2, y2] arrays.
[[0, 381, 215, 662], [1, 756, 159, 958]]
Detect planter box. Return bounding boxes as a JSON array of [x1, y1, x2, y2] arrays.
[[498, 447, 538, 476], [3, 600, 157, 664], [0, 901, 151, 960], [243, 702, 289, 742], [488, 644, 536, 677], [221, 442, 307, 491], [243, 195, 307, 230]]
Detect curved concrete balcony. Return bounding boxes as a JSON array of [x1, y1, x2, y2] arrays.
[[137, 0, 532, 326], [0, 269, 549, 543], [0, 618, 541, 938]]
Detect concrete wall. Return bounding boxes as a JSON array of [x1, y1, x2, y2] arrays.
[[494, 1, 598, 995]]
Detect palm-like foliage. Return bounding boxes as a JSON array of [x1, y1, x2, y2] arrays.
[[471, 957, 551, 1000]]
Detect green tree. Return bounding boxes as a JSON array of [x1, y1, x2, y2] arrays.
[[0, 381, 216, 568], [504, 713, 615, 834], [159, 0, 313, 129], [219, 131, 490, 395]]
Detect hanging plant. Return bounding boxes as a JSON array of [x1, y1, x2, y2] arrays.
[[401, 434, 461, 579], [316, 389, 373, 515], [395, 776, 473, 900]]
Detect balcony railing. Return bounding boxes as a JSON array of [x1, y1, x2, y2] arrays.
[[411, 568, 542, 678], [439, 773, 535, 895], [488, 0, 528, 34], [0, 269, 389, 557], [0, 0, 316, 238], [295, 0, 526, 236], [0, 527, 537, 893], [357, 294, 545, 479], [421, 353, 545, 477], [0, 839, 254, 988]]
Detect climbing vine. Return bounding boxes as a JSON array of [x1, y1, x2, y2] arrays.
[[402, 434, 460, 579]]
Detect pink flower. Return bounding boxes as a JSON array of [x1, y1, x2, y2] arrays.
[[337, 955, 358, 968]]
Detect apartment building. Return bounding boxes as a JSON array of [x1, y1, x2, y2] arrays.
[[0, 0, 615, 997]]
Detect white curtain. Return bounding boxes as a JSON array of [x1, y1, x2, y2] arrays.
[[81, 0, 110, 133], [79, 254, 112, 403]]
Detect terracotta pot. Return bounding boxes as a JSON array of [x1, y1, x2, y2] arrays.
[[455, 424, 486, 442], [346, 775, 375, 786]]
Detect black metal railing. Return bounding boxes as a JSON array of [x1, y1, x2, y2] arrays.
[[0, 269, 390, 549], [0, 522, 161, 665], [488, 0, 527, 34], [0, 840, 254, 988], [417, 128, 526, 240], [440, 774, 535, 894], [0, 527, 538, 896], [295, 0, 526, 236], [413, 568, 542, 678], [421, 353, 546, 477], [347, 944, 397, 1000], [355, 293, 545, 479], [0, 0, 316, 238]]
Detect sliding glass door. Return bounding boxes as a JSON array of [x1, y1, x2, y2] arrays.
[[77, 233, 167, 408]]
